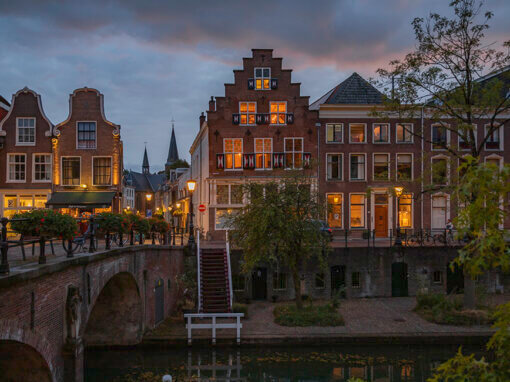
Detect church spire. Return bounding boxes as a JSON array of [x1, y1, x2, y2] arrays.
[[166, 119, 179, 166], [142, 145, 150, 175]]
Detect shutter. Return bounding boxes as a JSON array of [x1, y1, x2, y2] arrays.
[[216, 154, 225, 169], [232, 114, 240, 125], [243, 154, 250, 169], [286, 113, 294, 124], [249, 154, 255, 168], [271, 78, 278, 89], [273, 153, 280, 168], [303, 153, 311, 168], [263, 114, 271, 124], [256, 114, 264, 125], [248, 79, 255, 90]]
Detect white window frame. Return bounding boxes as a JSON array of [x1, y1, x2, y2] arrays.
[[458, 124, 477, 151], [92, 156, 113, 186], [32, 153, 52, 183], [214, 183, 244, 207], [396, 192, 414, 229], [76, 121, 97, 150], [223, 138, 243, 171], [15, 117, 36, 146], [61, 156, 81, 186], [349, 153, 367, 181], [254, 67, 271, 90], [254, 138, 272, 170], [430, 192, 450, 230], [349, 193, 367, 229], [326, 192, 344, 229], [269, 101, 287, 126], [214, 207, 238, 231], [284, 137, 303, 170], [431, 155, 449, 185], [6, 153, 27, 183], [484, 124, 504, 151], [396, 123, 414, 144], [372, 123, 390, 144], [349, 123, 367, 144], [326, 123, 343, 144], [484, 154, 503, 170], [372, 153, 390, 181], [431, 123, 450, 151], [239, 101, 257, 126], [326, 153, 343, 181], [396, 153, 414, 181]]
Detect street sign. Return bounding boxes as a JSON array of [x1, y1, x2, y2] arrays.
[[198, 204, 206, 212]]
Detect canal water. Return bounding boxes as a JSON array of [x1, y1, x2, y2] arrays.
[[85, 344, 486, 381]]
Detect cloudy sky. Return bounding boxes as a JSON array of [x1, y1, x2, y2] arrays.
[[1, 0, 508, 171]]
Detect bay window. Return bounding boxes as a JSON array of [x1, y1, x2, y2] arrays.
[[350, 194, 366, 228], [224, 138, 243, 169], [216, 184, 243, 205], [326, 153, 342, 180]]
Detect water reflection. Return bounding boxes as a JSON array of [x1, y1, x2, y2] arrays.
[[85, 344, 486, 382]]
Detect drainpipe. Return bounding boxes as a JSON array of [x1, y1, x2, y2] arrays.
[[421, 106, 424, 230]]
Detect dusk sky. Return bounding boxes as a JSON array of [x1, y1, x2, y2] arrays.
[[1, 0, 509, 172]]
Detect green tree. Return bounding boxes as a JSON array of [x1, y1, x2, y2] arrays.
[[227, 172, 330, 310]]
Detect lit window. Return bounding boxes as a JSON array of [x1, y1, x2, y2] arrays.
[[327, 194, 342, 228], [34, 195, 47, 208], [373, 123, 389, 143], [77, 122, 96, 149], [352, 272, 361, 288], [284, 137, 303, 169], [19, 195, 33, 208], [373, 154, 389, 180], [255, 67, 270, 90], [16, 118, 35, 145], [215, 208, 237, 230], [270, 102, 287, 125], [93, 157, 112, 185], [4, 195, 17, 209], [224, 138, 243, 169], [398, 194, 412, 228], [272, 272, 287, 290], [432, 125, 448, 150], [397, 154, 412, 180], [327, 154, 342, 180], [485, 125, 501, 150], [255, 138, 272, 169], [396, 123, 413, 143], [33, 154, 52, 182], [239, 102, 256, 125], [62, 157, 80, 186], [7, 154, 26, 182], [350, 194, 366, 228], [326, 124, 343, 143], [432, 158, 448, 185], [350, 154, 365, 180], [349, 124, 366, 143], [315, 273, 325, 289]]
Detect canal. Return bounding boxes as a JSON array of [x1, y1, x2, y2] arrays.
[[85, 344, 486, 381]]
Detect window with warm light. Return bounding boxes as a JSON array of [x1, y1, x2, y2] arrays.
[[398, 194, 412, 228], [327, 194, 342, 228], [326, 124, 343, 143], [373, 123, 389, 143], [239, 102, 256, 125], [270, 102, 287, 125], [350, 194, 366, 228], [7, 154, 26, 182], [224, 138, 243, 169], [373, 154, 389, 180], [284, 137, 303, 169], [255, 138, 272, 169], [254, 67, 270, 90], [16, 118, 35, 145], [397, 154, 412, 180], [396, 123, 413, 143], [349, 124, 366, 143], [327, 154, 342, 180], [350, 154, 365, 180]]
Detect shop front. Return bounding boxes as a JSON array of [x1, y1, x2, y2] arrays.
[[1, 191, 51, 219], [46, 191, 116, 217]]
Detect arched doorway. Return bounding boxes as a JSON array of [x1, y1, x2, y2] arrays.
[[0, 340, 52, 382], [84, 272, 143, 346], [392, 262, 409, 297]]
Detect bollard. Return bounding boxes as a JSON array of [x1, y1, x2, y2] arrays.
[[0, 217, 9, 274], [66, 238, 74, 258], [105, 231, 111, 250], [118, 232, 124, 247], [139, 232, 143, 245], [152, 232, 156, 245], [89, 217, 96, 253], [130, 229, 134, 246], [38, 237, 46, 264]]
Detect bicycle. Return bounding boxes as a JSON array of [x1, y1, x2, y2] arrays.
[[62, 232, 99, 254], [111, 232, 129, 247]]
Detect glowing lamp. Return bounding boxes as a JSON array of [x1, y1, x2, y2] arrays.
[[187, 179, 196, 192], [146, 194, 152, 201], [176, 202, 181, 208], [394, 186, 404, 198], [80, 184, 88, 189]]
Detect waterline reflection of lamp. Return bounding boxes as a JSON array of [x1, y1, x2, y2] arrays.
[[394, 186, 404, 247]]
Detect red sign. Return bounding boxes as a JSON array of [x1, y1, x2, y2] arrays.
[[198, 204, 206, 212]]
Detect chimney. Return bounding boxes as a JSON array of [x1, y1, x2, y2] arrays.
[[208, 96, 216, 112], [199, 112, 205, 128]]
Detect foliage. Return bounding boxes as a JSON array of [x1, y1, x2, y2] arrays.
[[124, 212, 151, 234], [232, 303, 248, 319], [227, 171, 331, 309], [96, 212, 129, 235], [10, 209, 78, 239], [148, 217, 169, 234], [273, 303, 344, 327]]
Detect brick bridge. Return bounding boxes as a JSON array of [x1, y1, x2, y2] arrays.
[[0, 244, 184, 382]]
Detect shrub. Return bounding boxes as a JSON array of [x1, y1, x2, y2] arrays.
[[232, 303, 248, 319], [148, 217, 169, 234], [125, 213, 151, 234], [274, 304, 344, 327], [96, 212, 127, 235], [10, 209, 78, 239]]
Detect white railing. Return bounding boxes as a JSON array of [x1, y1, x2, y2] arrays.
[[197, 232, 202, 313], [184, 313, 244, 345]]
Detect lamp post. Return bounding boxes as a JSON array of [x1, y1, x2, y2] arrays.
[[186, 180, 196, 247], [394, 186, 404, 247]]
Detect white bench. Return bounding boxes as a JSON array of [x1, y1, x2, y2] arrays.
[[184, 313, 244, 345]]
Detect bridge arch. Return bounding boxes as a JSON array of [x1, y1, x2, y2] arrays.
[[83, 271, 143, 346], [0, 339, 53, 382]]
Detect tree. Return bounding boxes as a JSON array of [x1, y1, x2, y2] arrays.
[[374, 0, 510, 308], [227, 172, 330, 309]]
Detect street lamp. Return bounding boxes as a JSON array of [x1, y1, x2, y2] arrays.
[[186, 179, 197, 247], [394, 186, 404, 246]]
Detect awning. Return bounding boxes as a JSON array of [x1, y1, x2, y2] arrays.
[[46, 191, 116, 209]]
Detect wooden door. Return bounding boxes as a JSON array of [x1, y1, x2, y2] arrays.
[[375, 205, 388, 237], [252, 268, 267, 300]]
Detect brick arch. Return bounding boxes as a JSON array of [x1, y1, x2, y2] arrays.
[[0, 321, 57, 382]]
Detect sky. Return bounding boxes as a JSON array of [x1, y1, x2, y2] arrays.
[[1, 0, 509, 172]]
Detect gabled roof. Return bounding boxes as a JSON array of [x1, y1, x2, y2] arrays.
[[310, 72, 383, 109], [128, 170, 166, 193]]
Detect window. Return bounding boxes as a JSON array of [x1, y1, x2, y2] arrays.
[[216, 185, 229, 204], [373, 154, 389, 180], [7, 154, 26, 182], [315, 273, 325, 289], [272, 272, 287, 290], [350, 194, 366, 228], [33, 154, 51, 182], [397, 194, 412, 228], [326, 154, 342, 180], [327, 194, 342, 228], [396, 123, 413, 143], [326, 124, 343, 143], [77, 122, 96, 149], [62, 157, 80, 186], [397, 154, 412, 180], [216, 184, 243, 205], [350, 154, 365, 180], [270, 102, 287, 125], [458, 125, 476, 150], [93, 157, 112, 186], [230, 185, 243, 204], [373, 123, 389, 143], [284, 137, 303, 169], [232, 274, 245, 291], [349, 124, 366, 143], [432, 125, 448, 150], [352, 272, 361, 288], [224, 138, 243, 169], [239, 102, 256, 125], [485, 125, 502, 150], [255, 138, 272, 169], [255, 67, 270, 90], [433, 271, 442, 284], [431, 195, 447, 229], [16, 118, 35, 145], [215, 208, 237, 230], [34, 195, 47, 208], [432, 158, 448, 185], [485, 157, 501, 169]]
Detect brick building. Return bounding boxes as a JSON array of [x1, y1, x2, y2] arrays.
[[0, 88, 54, 218], [0, 95, 9, 121], [47, 87, 123, 215]]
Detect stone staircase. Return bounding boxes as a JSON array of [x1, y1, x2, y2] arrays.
[[199, 248, 231, 313]]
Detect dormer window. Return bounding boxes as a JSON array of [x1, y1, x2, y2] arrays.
[[16, 118, 35, 146], [255, 67, 270, 90]]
